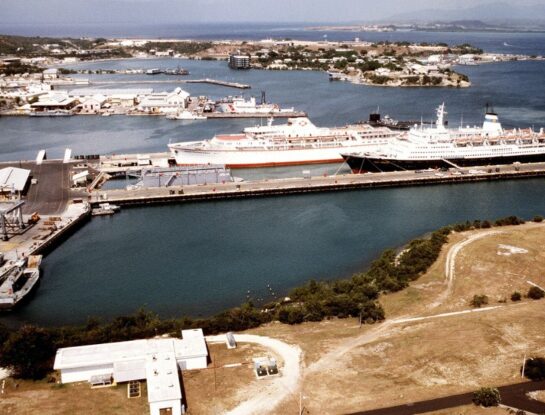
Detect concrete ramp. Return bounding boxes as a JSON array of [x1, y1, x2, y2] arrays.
[[63, 149, 72, 164], [36, 150, 47, 165]]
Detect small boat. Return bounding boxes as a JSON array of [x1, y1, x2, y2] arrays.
[[0, 255, 42, 310], [167, 110, 207, 121], [146, 68, 163, 75], [92, 203, 121, 216], [164, 66, 189, 76]]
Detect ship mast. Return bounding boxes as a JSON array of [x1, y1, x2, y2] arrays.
[[436, 103, 447, 131]]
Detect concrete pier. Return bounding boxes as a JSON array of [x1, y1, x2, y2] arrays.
[[204, 111, 307, 119], [92, 78, 251, 89], [91, 162, 545, 207]]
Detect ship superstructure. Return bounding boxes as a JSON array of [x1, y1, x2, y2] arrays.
[[342, 104, 545, 173], [169, 117, 401, 168]]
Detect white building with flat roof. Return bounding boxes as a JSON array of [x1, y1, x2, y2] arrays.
[[147, 352, 183, 415], [0, 167, 31, 194], [53, 329, 208, 414]]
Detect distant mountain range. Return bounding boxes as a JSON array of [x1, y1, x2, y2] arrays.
[[389, 2, 545, 25]]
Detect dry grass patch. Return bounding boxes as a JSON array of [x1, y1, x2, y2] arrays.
[[183, 342, 272, 414], [272, 300, 545, 414], [453, 224, 545, 305], [0, 379, 148, 415]]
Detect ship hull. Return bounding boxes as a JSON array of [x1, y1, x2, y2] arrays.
[[342, 153, 545, 173], [170, 143, 385, 169]]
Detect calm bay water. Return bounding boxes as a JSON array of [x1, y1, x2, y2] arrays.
[[6, 179, 545, 326], [0, 31, 544, 326]]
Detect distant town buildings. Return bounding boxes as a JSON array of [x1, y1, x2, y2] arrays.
[[229, 54, 251, 69]]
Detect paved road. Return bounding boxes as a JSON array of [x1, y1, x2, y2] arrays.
[[348, 380, 545, 415], [0, 160, 72, 215]]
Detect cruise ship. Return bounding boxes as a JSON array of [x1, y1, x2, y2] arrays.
[[168, 117, 401, 168], [342, 104, 545, 173]]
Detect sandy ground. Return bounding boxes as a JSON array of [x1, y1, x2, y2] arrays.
[[528, 390, 545, 402], [206, 334, 302, 415]]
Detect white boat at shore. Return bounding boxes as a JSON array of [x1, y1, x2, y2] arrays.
[[216, 96, 294, 115], [91, 203, 121, 216], [166, 110, 207, 121], [168, 117, 401, 168], [0, 255, 42, 310]]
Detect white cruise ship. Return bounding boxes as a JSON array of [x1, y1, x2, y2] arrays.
[[168, 117, 400, 168], [342, 104, 545, 173]]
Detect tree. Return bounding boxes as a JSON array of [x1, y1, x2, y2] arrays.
[[0, 325, 56, 379], [278, 307, 304, 325], [511, 291, 522, 302], [533, 215, 543, 223], [472, 387, 501, 407], [471, 295, 489, 308], [528, 286, 545, 300], [523, 357, 545, 381], [0, 323, 9, 346]]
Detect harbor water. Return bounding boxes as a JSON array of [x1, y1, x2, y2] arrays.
[[0, 30, 545, 326]]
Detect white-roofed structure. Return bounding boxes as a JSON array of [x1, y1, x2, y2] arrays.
[[53, 329, 208, 414], [42, 68, 59, 79], [81, 94, 106, 112], [138, 88, 190, 114], [0, 167, 31, 194], [146, 352, 183, 415], [31, 93, 77, 111]]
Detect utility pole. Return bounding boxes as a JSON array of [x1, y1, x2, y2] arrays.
[[521, 354, 527, 378], [299, 392, 302, 415]]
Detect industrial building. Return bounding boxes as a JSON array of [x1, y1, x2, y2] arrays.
[[136, 165, 234, 188], [53, 329, 208, 415], [0, 167, 31, 197], [229, 54, 251, 69], [137, 88, 190, 114], [30, 93, 78, 112]]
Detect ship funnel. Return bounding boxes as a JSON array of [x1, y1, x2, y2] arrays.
[[482, 112, 503, 137]]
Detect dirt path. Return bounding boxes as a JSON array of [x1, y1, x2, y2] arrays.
[[308, 230, 510, 377], [206, 334, 302, 415], [428, 230, 503, 309]]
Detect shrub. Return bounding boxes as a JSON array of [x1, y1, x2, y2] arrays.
[[523, 357, 545, 381], [511, 291, 522, 302], [494, 216, 525, 226], [278, 307, 305, 325], [481, 220, 492, 228], [533, 215, 543, 223], [473, 387, 501, 407], [527, 286, 545, 300], [471, 295, 489, 308], [0, 325, 56, 379]]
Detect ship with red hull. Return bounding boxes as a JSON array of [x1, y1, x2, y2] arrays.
[[169, 117, 401, 168]]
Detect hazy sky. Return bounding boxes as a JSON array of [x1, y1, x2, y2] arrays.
[[0, 0, 543, 24]]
